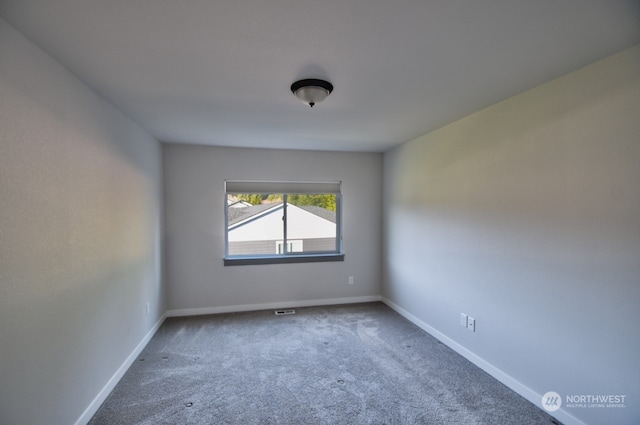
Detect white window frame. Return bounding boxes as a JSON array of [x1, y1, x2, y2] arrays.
[[224, 180, 344, 266]]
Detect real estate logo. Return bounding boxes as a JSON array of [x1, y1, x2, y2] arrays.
[[541, 391, 627, 411], [542, 391, 562, 412]]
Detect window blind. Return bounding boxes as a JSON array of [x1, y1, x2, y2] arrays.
[[225, 180, 341, 194]]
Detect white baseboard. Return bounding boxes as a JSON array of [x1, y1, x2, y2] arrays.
[[166, 295, 382, 317], [380, 297, 587, 425], [74, 314, 166, 425]]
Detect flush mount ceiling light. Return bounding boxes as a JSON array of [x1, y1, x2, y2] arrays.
[[290, 79, 333, 107]]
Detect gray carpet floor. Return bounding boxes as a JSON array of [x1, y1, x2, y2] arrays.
[[89, 302, 561, 425]]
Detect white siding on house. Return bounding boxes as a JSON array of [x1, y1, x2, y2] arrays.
[[287, 205, 336, 240]]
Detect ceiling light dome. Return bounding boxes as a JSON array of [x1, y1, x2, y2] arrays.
[[290, 79, 333, 107]]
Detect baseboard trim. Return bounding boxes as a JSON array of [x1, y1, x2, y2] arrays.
[[74, 314, 166, 425], [380, 297, 586, 425], [166, 295, 382, 317]]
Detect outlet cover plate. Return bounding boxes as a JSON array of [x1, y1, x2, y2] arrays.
[[468, 317, 476, 332]]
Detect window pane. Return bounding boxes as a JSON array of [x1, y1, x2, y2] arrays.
[[227, 193, 284, 256], [286, 194, 337, 253]]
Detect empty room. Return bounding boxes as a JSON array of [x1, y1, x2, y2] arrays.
[[1, 1, 638, 425]]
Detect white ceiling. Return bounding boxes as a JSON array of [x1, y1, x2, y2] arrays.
[[1, 1, 639, 152]]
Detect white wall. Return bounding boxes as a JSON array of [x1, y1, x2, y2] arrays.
[[163, 145, 382, 313], [383, 45, 640, 425], [0, 18, 164, 425]]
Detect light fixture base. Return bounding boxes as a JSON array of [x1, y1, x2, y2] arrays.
[[291, 79, 333, 107]]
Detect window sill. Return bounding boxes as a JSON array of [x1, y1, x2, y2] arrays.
[[224, 254, 344, 266]]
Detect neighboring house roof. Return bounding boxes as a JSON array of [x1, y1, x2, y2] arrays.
[[297, 205, 336, 223], [228, 203, 280, 226], [228, 202, 336, 226], [228, 200, 253, 208]]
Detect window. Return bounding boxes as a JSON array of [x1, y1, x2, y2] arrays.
[[224, 180, 344, 265]]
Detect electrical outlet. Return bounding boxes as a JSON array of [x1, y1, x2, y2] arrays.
[[467, 317, 476, 332], [146, 302, 150, 315], [348, 276, 354, 285], [460, 313, 468, 327]]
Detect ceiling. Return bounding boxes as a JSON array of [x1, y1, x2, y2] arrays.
[[1, 1, 639, 152]]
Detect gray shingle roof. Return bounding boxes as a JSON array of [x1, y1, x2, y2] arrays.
[[228, 203, 281, 225], [228, 202, 336, 225], [297, 205, 336, 223]]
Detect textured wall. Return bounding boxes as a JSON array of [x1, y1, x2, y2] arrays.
[[383, 45, 640, 425], [0, 18, 163, 425], [163, 145, 382, 312]]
